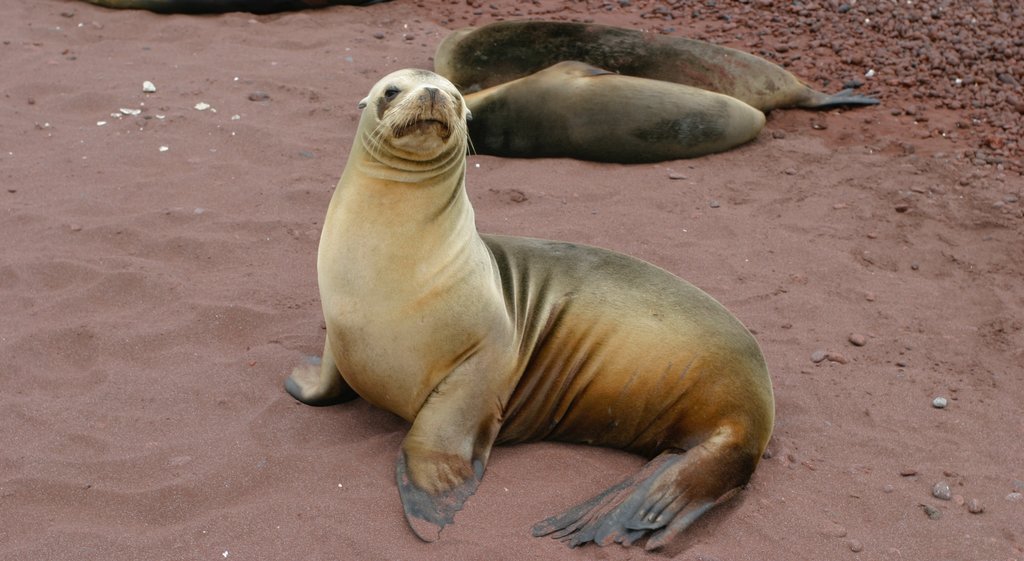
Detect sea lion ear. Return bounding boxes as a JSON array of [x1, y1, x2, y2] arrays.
[[465, 109, 473, 122], [357, 96, 369, 109]]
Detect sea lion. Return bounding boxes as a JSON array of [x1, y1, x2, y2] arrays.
[[79, 0, 383, 14], [435, 20, 879, 112], [284, 68, 775, 550], [464, 61, 766, 162]]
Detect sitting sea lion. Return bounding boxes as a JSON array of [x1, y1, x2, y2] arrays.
[[435, 20, 879, 112], [464, 61, 766, 162], [285, 68, 775, 550]]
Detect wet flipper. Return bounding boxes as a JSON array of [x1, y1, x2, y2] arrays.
[[397, 453, 484, 541], [801, 87, 880, 109], [393, 350, 505, 541], [534, 434, 756, 550]]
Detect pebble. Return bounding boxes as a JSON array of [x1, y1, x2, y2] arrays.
[[896, 360, 908, 367], [811, 350, 827, 363], [1007, 492, 1024, 502], [894, 203, 910, 213], [848, 539, 863, 553], [899, 468, 918, 476], [372, 31, 385, 39], [967, 498, 984, 513], [932, 481, 952, 500], [709, 199, 721, 208], [784, 168, 798, 175], [826, 352, 849, 364], [142, 80, 156, 93], [248, 91, 270, 102], [194, 102, 211, 111], [932, 397, 948, 409], [771, 130, 786, 139], [921, 504, 942, 520], [667, 172, 687, 180], [848, 333, 867, 346]]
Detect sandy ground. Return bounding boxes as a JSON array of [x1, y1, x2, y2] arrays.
[[2, 1, 1022, 560]]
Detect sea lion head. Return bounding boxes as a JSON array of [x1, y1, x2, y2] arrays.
[[357, 69, 472, 163]]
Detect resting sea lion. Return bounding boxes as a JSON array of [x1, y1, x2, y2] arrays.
[[464, 61, 765, 162], [284, 68, 775, 550], [435, 20, 879, 112], [79, 0, 383, 14]]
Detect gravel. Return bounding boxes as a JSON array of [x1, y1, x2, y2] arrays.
[[626, 0, 1024, 174]]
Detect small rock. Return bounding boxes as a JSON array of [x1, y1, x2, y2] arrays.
[[784, 168, 798, 175], [865, 292, 876, 302], [899, 468, 918, 477], [967, 498, 984, 513], [826, 352, 849, 364], [932, 397, 948, 409], [771, 130, 786, 139], [896, 360, 908, 368], [372, 31, 385, 39], [1007, 492, 1024, 502], [142, 80, 156, 93], [932, 481, 952, 500], [248, 91, 270, 102], [894, 203, 910, 213], [709, 200, 721, 208], [194, 102, 211, 111], [668, 172, 687, 180], [921, 504, 941, 520], [883, 484, 894, 493], [848, 539, 863, 553], [848, 333, 867, 346], [811, 121, 828, 130], [910, 262, 920, 270], [69, 223, 83, 232], [811, 350, 827, 363]]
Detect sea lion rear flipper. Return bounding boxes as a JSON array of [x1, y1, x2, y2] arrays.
[[802, 87, 881, 109], [396, 355, 505, 541], [533, 429, 756, 550]]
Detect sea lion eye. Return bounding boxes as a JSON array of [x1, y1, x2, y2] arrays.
[[384, 87, 400, 101]]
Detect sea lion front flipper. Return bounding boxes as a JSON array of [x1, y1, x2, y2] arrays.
[[396, 356, 504, 541], [396, 451, 484, 541], [533, 427, 756, 550], [284, 334, 358, 406]]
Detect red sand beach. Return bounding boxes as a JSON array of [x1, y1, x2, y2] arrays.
[[2, 1, 1022, 559]]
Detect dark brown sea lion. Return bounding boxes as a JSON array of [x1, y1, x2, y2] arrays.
[[284, 68, 775, 550], [464, 61, 766, 162], [80, 0, 384, 14], [435, 20, 879, 112]]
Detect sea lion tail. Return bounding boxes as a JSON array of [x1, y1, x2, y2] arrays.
[[801, 87, 881, 109]]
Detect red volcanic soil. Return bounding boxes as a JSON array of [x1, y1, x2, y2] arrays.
[[1, 1, 1021, 560]]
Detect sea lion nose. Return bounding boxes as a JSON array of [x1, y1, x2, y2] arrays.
[[422, 87, 439, 107]]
